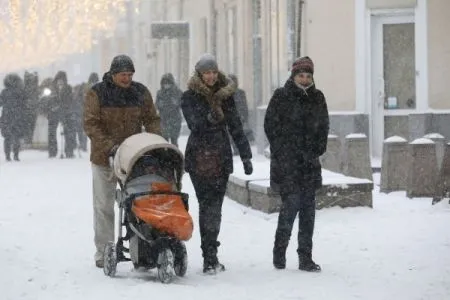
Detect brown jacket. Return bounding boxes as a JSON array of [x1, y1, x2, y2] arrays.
[[84, 76, 161, 166]]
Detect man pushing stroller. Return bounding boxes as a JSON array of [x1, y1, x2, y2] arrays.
[[84, 55, 161, 268]]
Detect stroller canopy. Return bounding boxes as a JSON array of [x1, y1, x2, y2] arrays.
[[113, 133, 184, 185]]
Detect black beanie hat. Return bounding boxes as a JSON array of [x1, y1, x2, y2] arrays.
[[110, 55, 135, 75]]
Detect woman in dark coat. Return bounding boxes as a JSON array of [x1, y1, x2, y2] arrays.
[[264, 56, 329, 272], [0, 73, 27, 161], [155, 73, 183, 146], [181, 54, 253, 274]]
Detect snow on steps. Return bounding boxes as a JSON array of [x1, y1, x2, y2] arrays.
[[227, 160, 373, 213]]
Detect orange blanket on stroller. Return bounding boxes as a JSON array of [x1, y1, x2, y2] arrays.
[[132, 194, 193, 241]]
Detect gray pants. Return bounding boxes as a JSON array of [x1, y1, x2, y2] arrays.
[[92, 164, 117, 261]]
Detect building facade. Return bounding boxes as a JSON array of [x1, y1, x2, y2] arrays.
[[94, 0, 450, 158]]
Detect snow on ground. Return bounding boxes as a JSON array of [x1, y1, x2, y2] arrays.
[[1, 136, 450, 300]]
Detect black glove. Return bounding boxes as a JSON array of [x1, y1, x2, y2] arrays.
[[243, 159, 253, 175]]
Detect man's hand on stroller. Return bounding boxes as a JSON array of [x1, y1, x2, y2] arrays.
[[243, 159, 253, 175]]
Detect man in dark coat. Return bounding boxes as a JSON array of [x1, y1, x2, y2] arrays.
[[52, 71, 76, 158], [264, 56, 329, 272], [155, 73, 183, 146], [0, 73, 26, 161], [181, 54, 253, 274]]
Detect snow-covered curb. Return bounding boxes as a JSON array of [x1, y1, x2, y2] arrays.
[[228, 159, 373, 213]]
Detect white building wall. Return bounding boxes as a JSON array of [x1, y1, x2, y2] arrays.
[[427, 0, 450, 109]]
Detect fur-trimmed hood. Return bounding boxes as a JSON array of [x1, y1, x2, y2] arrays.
[[187, 71, 236, 122], [187, 71, 236, 103]]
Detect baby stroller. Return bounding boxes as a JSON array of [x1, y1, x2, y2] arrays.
[[103, 133, 193, 283]]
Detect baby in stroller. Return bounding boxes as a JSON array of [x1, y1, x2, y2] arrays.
[[103, 133, 192, 283]]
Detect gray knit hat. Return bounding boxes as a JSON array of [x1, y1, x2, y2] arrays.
[[195, 53, 218, 73]]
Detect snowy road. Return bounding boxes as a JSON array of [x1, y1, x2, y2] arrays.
[[1, 143, 450, 300]]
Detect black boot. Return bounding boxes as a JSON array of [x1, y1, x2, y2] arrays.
[[273, 246, 286, 269], [5, 154, 11, 162], [13, 153, 19, 161], [202, 242, 225, 274], [298, 253, 321, 272]]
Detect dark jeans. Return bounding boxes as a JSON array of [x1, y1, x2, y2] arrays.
[[274, 187, 316, 257], [190, 173, 229, 260], [4, 134, 20, 159]]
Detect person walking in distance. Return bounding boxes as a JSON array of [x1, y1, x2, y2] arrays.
[[155, 73, 183, 146], [0, 73, 26, 161]]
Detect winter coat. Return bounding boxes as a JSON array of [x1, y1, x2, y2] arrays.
[[264, 78, 329, 194], [0, 74, 27, 138], [41, 73, 73, 122], [56, 85, 75, 122], [156, 74, 183, 137], [181, 72, 252, 176], [84, 72, 161, 166]]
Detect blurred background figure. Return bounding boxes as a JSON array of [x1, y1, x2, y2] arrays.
[[0, 73, 26, 161], [23, 71, 40, 146], [72, 83, 86, 152], [228, 74, 253, 155], [155, 73, 183, 147], [42, 71, 75, 158], [72, 72, 99, 153], [54, 71, 76, 158]]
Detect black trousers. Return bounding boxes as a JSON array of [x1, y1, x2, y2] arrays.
[[4, 134, 20, 158], [48, 113, 59, 157], [190, 173, 229, 259], [161, 121, 181, 148], [76, 124, 87, 151], [274, 187, 316, 257], [62, 118, 77, 158]]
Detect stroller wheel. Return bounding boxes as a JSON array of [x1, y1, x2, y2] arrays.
[[103, 242, 118, 277], [174, 242, 188, 277], [157, 248, 175, 284]]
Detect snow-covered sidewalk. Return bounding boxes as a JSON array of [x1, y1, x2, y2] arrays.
[[1, 145, 450, 300]]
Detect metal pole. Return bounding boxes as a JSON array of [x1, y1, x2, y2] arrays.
[[210, 0, 217, 56], [296, 0, 304, 57], [287, 0, 296, 66], [252, 0, 262, 109]]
